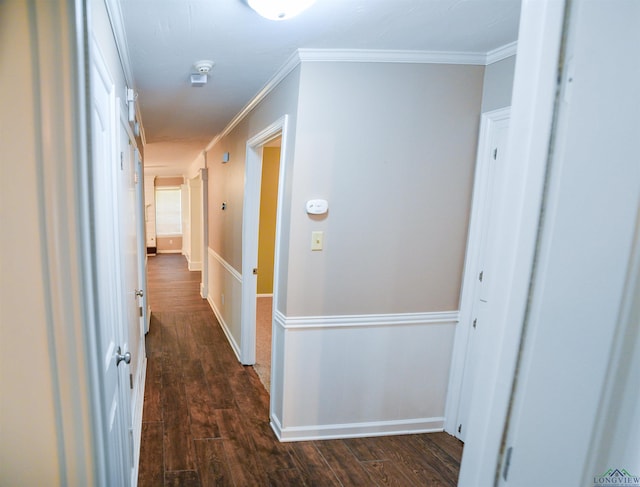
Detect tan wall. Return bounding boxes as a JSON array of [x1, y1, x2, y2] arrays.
[[157, 236, 183, 252], [0, 3, 62, 483], [257, 147, 281, 294], [156, 176, 184, 187]]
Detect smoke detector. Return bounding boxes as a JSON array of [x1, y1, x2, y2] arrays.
[[190, 61, 214, 87], [194, 60, 214, 74]]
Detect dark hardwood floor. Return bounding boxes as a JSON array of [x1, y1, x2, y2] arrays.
[[138, 253, 463, 486]]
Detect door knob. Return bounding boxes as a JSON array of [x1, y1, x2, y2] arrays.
[[135, 289, 144, 297], [116, 347, 131, 366]]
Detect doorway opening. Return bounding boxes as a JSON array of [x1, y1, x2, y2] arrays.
[[240, 115, 289, 403], [253, 137, 281, 391]]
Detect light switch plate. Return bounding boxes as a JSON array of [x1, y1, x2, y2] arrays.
[[311, 231, 323, 251]]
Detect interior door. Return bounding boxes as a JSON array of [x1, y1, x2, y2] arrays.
[[90, 37, 131, 486], [455, 116, 510, 441], [135, 148, 150, 333]]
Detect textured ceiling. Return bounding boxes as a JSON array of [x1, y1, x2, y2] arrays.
[[120, 0, 521, 174]]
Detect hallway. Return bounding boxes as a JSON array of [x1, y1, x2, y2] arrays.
[[138, 254, 463, 486]]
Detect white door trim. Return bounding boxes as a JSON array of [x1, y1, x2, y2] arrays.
[[457, 1, 566, 485], [201, 166, 209, 299], [445, 106, 510, 438], [240, 115, 289, 365]]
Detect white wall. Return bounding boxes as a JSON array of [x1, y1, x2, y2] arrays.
[[186, 176, 203, 270]]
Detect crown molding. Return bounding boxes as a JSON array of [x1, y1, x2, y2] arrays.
[[485, 41, 518, 64], [298, 48, 486, 65]]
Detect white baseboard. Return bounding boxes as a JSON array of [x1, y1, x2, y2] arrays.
[[157, 250, 182, 254], [188, 260, 202, 271], [206, 294, 241, 362], [131, 354, 147, 487], [257, 293, 273, 298], [270, 413, 444, 442]]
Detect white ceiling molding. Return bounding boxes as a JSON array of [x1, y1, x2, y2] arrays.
[[297, 48, 487, 65], [485, 41, 518, 64]]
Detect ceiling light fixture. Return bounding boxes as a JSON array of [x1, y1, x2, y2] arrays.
[[247, 0, 315, 21]]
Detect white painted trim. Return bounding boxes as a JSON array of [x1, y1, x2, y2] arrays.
[[273, 309, 459, 330], [298, 48, 486, 65], [208, 247, 242, 283], [485, 41, 518, 64], [187, 260, 202, 271], [256, 293, 273, 298], [206, 294, 241, 361], [130, 355, 146, 487], [200, 167, 209, 299], [271, 415, 445, 442], [156, 250, 182, 254], [241, 115, 289, 366], [444, 107, 511, 437], [457, 1, 566, 485]]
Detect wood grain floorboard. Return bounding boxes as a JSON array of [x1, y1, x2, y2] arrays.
[[193, 439, 234, 487], [138, 254, 464, 486], [138, 422, 164, 487], [314, 440, 380, 486]]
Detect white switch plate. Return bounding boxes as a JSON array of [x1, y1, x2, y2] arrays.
[[311, 231, 323, 251]]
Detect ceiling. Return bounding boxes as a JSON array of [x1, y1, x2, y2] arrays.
[[119, 0, 521, 175]]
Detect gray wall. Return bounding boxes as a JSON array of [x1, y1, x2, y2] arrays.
[[481, 55, 516, 112], [286, 62, 484, 316]]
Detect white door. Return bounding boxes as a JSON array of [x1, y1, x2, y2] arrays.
[[455, 112, 510, 441], [90, 37, 131, 486], [497, 2, 640, 484], [135, 149, 150, 333]]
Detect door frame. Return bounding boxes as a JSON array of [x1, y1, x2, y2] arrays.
[[445, 107, 510, 439], [240, 115, 289, 365], [457, 0, 566, 484]]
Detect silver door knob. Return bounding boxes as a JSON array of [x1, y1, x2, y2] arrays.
[[135, 289, 144, 297], [116, 347, 131, 366]]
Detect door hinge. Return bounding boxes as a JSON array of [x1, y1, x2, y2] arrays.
[[139, 306, 143, 317], [493, 147, 498, 160], [478, 270, 484, 282], [129, 373, 134, 389], [120, 151, 124, 170], [503, 446, 513, 481], [472, 318, 477, 329]]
